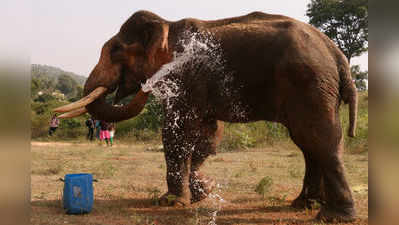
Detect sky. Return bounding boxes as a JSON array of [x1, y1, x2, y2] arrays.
[[31, 0, 368, 76]]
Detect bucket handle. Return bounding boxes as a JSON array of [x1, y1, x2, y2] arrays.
[[58, 178, 98, 182]]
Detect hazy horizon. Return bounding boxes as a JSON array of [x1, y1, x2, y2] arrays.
[[31, 0, 368, 76]]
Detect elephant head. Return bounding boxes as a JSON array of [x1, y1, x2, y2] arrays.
[[54, 11, 172, 122]]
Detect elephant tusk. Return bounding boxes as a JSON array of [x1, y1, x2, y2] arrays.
[[53, 87, 107, 113], [57, 107, 88, 119]]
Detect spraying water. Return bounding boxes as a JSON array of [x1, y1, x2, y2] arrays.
[[142, 31, 230, 224], [142, 31, 224, 99], [206, 184, 226, 225]]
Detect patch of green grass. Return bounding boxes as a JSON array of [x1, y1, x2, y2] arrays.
[[147, 187, 161, 206], [255, 176, 273, 199]]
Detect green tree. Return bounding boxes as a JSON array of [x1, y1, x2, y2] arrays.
[[35, 74, 56, 91], [34, 93, 56, 103], [56, 74, 79, 98], [351, 65, 368, 80], [306, 0, 368, 63], [31, 77, 41, 97], [351, 65, 368, 90], [68, 85, 84, 102]]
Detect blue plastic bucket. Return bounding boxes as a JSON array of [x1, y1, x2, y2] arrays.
[[63, 173, 94, 214]]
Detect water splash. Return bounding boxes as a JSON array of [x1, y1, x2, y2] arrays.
[[206, 184, 226, 225], [141, 31, 232, 224], [142, 31, 224, 100]]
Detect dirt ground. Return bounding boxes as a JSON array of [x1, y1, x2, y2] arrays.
[[31, 141, 368, 225]]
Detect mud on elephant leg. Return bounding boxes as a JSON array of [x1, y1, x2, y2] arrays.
[[159, 114, 194, 207], [159, 113, 220, 207], [159, 116, 223, 206], [291, 151, 326, 209], [190, 151, 216, 203], [159, 147, 192, 207], [190, 120, 222, 203]]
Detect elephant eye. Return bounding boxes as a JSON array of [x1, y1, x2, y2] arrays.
[[110, 43, 123, 54], [110, 43, 125, 63]]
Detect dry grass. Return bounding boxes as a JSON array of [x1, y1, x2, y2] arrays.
[[31, 141, 368, 225]]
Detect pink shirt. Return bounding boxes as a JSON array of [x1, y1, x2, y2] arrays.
[[50, 117, 59, 127]]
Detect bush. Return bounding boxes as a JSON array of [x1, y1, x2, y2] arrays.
[[31, 99, 88, 140], [255, 176, 273, 199], [34, 93, 56, 103], [218, 122, 289, 152], [30, 86, 367, 155], [219, 124, 256, 152], [128, 96, 163, 131], [264, 122, 290, 145], [31, 111, 51, 138]]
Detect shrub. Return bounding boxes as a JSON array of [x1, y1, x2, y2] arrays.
[[255, 176, 273, 199], [31, 99, 88, 140], [264, 122, 290, 145], [147, 187, 161, 206], [34, 93, 56, 103], [218, 122, 289, 152]]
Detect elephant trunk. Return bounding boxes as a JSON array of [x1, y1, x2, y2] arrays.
[[85, 89, 149, 122], [81, 57, 149, 122]]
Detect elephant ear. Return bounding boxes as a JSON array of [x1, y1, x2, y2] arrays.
[[122, 20, 170, 74], [142, 22, 169, 66]]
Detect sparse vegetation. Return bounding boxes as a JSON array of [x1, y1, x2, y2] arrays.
[[255, 176, 273, 199], [32, 163, 63, 176], [147, 187, 161, 206], [93, 162, 117, 179], [31, 141, 368, 224], [267, 194, 288, 207]]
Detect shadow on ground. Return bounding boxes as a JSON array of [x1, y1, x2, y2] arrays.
[[31, 197, 332, 225]]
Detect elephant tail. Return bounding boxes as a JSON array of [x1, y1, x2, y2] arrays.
[[339, 63, 358, 137]]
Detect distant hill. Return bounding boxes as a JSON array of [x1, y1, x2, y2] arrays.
[[31, 64, 86, 86], [31, 64, 87, 101]]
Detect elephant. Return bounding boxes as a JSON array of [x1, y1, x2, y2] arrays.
[[55, 10, 358, 222]]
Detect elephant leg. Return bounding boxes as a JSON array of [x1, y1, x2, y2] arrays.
[[315, 143, 356, 222], [190, 120, 223, 203], [190, 167, 215, 203], [159, 148, 192, 207], [190, 149, 215, 203], [291, 151, 325, 209], [159, 111, 221, 206], [286, 109, 355, 221], [159, 113, 195, 207]]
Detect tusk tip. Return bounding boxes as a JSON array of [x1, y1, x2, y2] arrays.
[[57, 107, 88, 119]]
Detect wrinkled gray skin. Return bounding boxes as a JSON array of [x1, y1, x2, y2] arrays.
[[82, 11, 358, 222]]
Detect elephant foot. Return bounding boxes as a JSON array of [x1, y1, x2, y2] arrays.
[[159, 192, 190, 207], [190, 172, 216, 203], [291, 196, 325, 210], [316, 205, 356, 222]]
